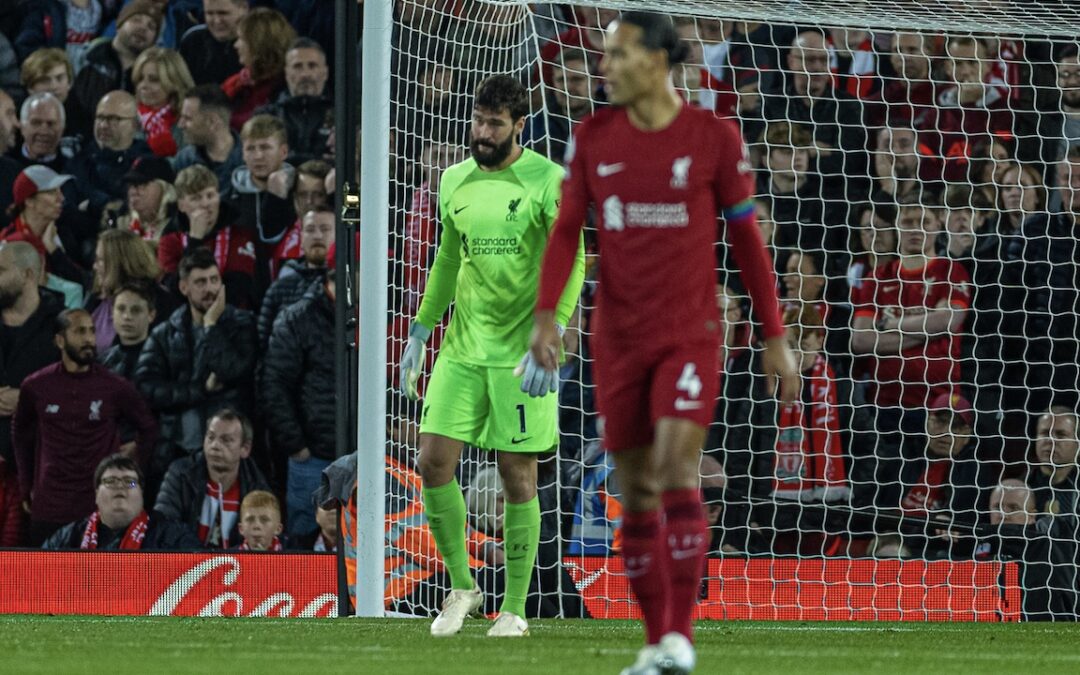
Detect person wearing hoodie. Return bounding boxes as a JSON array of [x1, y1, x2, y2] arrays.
[[256, 205, 333, 351], [222, 113, 296, 303], [160, 163, 256, 310]]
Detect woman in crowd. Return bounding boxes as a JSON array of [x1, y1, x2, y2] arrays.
[[223, 8, 295, 131], [132, 47, 194, 157], [86, 228, 163, 353]]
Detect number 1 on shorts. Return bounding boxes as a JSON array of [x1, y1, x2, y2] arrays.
[[516, 403, 527, 433]]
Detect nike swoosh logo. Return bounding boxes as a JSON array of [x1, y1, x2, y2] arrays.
[[506, 555, 526, 561], [674, 398, 703, 411], [596, 162, 625, 177], [454, 205, 469, 214], [511, 436, 532, 445]]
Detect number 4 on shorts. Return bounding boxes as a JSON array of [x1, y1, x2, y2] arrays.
[[676, 363, 702, 400]]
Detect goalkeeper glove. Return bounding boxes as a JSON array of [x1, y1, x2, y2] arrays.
[[515, 325, 564, 398], [399, 322, 431, 401]]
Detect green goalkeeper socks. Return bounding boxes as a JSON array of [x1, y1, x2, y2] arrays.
[[500, 496, 541, 618], [423, 480, 475, 592]]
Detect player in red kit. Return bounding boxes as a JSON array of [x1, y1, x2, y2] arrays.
[[526, 13, 798, 675]]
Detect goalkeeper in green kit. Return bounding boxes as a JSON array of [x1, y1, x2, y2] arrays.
[[399, 74, 585, 637]]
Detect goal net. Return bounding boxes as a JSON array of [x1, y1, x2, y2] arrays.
[[383, 0, 1080, 621]]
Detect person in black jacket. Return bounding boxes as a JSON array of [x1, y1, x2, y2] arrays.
[[0, 89, 19, 229], [101, 281, 157, 382], [68, 1, 161, 141], [66, 91, 152, 223], [135, 247, 257, 485], [178, 0, 247, 85], [257, 37, 332, 166], [43, 454, 199, 550], [154, 408, 270, 548], [256, 205, 333, 351], [262, 252, 335, 537], [0, 241, 63, 546]]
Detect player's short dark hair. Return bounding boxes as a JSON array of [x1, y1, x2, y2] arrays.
[[54, 308, 89, 336], [95, 454, 144, 489], [619, 12, 689, 67], [473, 74, 529, 122], [179, 247, 218, 280]]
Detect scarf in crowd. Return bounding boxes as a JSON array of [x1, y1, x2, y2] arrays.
[[182, 228, 231, 272], [4, 217, 49, 260], [137, 102, 179, 157], [239, 537, 284, 552], [772, 353, 848, 501], [80, 510, 150, 550], [198, 480, 240, 548], [901, 461, 951, 517], [271, 219, 303, 279]]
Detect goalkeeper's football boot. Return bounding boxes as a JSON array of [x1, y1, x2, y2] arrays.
[[656, 632, 696, 674], [486, 612, 529, 637], [619, 644, 662, 675], [430, 586, 483, 637]]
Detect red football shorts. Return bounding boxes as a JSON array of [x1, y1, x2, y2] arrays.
[[592, 339, 720, 452]]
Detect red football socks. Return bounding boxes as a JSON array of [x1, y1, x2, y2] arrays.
[[662, 489, 708, 641], [621, 509, 669, 644]]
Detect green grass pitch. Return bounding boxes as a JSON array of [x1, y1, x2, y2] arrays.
[[2, 616, 1078, 674]]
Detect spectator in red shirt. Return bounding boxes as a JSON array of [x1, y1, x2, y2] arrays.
[[13, 308, 158, 546], [162, 163, 256, 309], [154, 407, 270, 548], [42, 454, 200, 551], [222, 7, 294, 132], [851, 201, 971, 467]]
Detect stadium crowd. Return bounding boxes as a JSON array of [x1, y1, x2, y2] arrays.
[[0, 1, 1078, 618]]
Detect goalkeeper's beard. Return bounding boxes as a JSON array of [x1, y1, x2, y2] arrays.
[[470, 134, 514, 168]]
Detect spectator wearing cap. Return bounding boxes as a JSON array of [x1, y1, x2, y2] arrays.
[[867, 393, 998, 559], [67, 91, 152, 223], [222, 8, 295, 132], [257, 205, 333, 351], [0, 241, 64, 546], [13, 0, 108, 71], [174, 84, 243, 191], [179, 0, 247, 86], [0, 165, 84, 283], [106, 155, 178, 243], [133, 47, 194, 157], [69, 0, 161, 142], [135, 247, 257, 481], [13, 308, 158, 546], [43, 454, 200, 550], [262, 237, 336, 536], [160, 163, 257, 309], [257, 37, 332, 166]]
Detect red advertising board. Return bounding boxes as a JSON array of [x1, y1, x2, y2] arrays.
[[0, 552, 338, 617], [563, 557, 1022, 622]]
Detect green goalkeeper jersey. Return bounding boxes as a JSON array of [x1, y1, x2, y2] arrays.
[[414, 148, 585, 368]]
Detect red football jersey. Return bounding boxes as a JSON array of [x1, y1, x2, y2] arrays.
[[852, 257, 972, 407], [538, 105, 779, 346]]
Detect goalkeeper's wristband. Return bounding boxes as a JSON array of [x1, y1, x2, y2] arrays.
[[409, 322, 432, 342]]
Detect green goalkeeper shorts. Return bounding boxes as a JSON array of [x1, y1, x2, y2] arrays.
[[420, 356, 558, 453]]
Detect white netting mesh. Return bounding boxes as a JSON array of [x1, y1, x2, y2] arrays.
[[385, 0, 1080, 621]]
